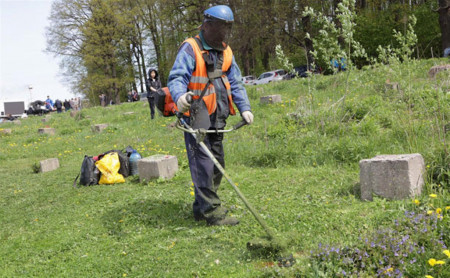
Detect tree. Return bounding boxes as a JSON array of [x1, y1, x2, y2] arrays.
[[437, 0, 450, 54]]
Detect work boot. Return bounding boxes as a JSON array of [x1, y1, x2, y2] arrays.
[[207, 216, 239, 226]]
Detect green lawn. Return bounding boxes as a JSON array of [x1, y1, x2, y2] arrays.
[[0, 58, 448, 277]]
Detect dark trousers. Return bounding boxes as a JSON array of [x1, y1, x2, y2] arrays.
[[147, 97, 155, 119], [184, 128, 227, 222]]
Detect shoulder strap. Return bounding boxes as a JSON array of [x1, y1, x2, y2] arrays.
[[73, 173, 80, 188]]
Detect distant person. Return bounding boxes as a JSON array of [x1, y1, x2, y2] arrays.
[[145, 68, 161, 119], [63, 99, 71, 111], [45, 96, 54, 110], [77, 97, 82, 110], [70, 98, 75, 110], [132, 90, 139, 102], [54, 99, 63, 113], [99, 94, 107, 107], [444, 47, 450, 58], [127, 91, 133, 102]]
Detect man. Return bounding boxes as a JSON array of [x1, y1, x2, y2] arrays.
[[45, 96, 54, 110], [54, 99, 63, 113], [168, 5, 253, 226]]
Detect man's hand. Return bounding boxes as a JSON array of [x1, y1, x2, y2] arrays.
[[241, 111, 254, 124], [177, 92, 194, 113]]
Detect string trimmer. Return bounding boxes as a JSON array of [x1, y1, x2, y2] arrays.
[[175, 110, 294, 266]]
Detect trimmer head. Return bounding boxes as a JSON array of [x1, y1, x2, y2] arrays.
[[247, 237, 295, 267]]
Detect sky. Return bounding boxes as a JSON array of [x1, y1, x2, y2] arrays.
[[0, 0, 76, 104]]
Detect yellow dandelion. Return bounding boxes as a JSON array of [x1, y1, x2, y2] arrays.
[[428, 258, 437, 266], [445, 206, 450, 211], [123, 274, 127, 277], [436, 208, 442, 214], [443, 250, 450, 258], [429, 194, 437, 198], [413, 199, 420, 205], [118, 219, 124, 223], [427, 210, 434, 215], [190, 191, 194, 196], [425, 275, 434, 278], [435, 260, 445, 265]]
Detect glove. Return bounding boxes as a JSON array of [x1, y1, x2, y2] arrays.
[[241, 111, 254, 125], [177, 92, 194, 113]]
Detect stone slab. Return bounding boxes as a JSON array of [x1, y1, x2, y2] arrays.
[[428, 64, 450, 78], [92, 124, 108, 132], [359, 154, 424, 201], [38, 128, 55, 135], [40, 158, 60, 173], [138, 155, 178, 181], [0, 128, 12, 135], [260, 94, 282, 104], [385, 81, 399, 91]]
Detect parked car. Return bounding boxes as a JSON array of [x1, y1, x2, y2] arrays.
[[283, 65, 321, 80], [242, 75, 256, 85], [253, 69, 287, 85], [26, 100, 50, 115]]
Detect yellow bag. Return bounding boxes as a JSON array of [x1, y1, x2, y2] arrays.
[[95, 152, 125, 184]]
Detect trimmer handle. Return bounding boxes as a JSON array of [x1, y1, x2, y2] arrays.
[[233, 120, 248, 130], [186, 94, 193, 104]]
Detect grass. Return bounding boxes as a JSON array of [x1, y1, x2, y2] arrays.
[[0, 58, 449, 277]]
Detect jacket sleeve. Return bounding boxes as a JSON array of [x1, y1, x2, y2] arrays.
[[167, 43, 196, 104], [227, 56, 251, 113], [145, 79, 151, 93]]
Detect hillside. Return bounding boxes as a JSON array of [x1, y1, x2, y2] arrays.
[[0, 58, 448, 277]]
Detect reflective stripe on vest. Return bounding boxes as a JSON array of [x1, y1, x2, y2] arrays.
[[183, 36, 236, 116]]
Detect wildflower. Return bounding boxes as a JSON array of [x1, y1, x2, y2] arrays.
[[436, 208, 442, 214], [435, 260, 445, 265], [413, 199, 420, 205], [446, 206, 450, 211], [425, 275, 434, 278], [429, 194, 437, 198], [427, 210, 434, 215], [428, 258, 437, 266], [443, 250, 450, 258], [190, 191, 194, 196]]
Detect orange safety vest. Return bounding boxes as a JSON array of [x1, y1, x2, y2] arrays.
[[182, 35, 236, 116]]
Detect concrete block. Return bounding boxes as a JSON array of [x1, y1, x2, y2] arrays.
[[0, 128, 12, 135], [359, 154, 425, 201], [40, 158, 60, 173], [385, 81, 399, 91], [38, 128, 55, 135], [428, 64, 450, 78], [138, 155, 178, 181], [260, 94, 282, 104], [92, 124, 108, 132]]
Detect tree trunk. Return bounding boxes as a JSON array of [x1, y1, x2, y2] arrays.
[[438, 0, 450, 54], [302, 15, 315, 66], [136, 21, 147, 91]]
